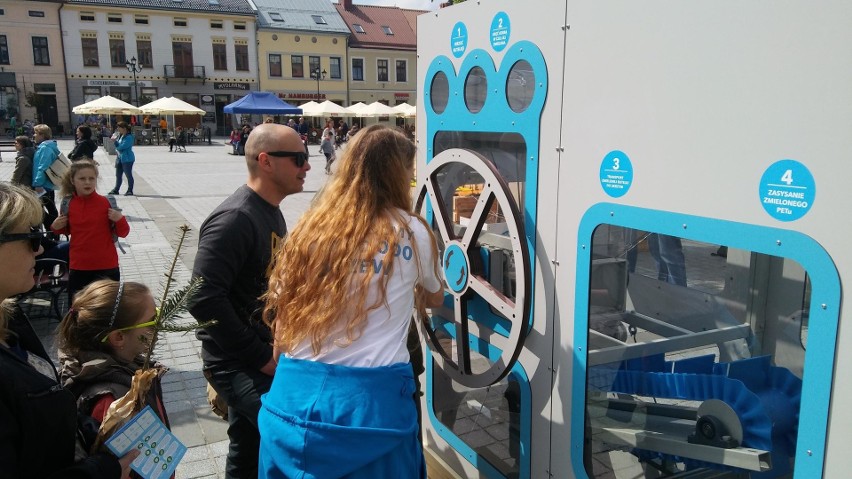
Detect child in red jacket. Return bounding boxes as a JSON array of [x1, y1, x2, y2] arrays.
[[51, 159, 130, 303]]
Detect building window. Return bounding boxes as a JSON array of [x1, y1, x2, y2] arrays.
[[269, 12, 283, 22], [381, 26, 393, 35], [0, 36, 9, 65], [174, 17, 187, 27], [234, 21, 246, 30], [83, 86, 101, 103], [353, 24, 365, 34], [109, 38, 126, 67], [377, 59, 388, 82], [135, 15, 148, 25], [235, 44, 248, 71], [213, 43, 227, 70], [80, 11, 95, 21], [32, 37, 49, 65], [352, 58, 364, 81], [29, 11, 45, 18], [211, 20, 223, 29], [171, 41, 193, 78], [309, 56, 320, 76], [140, 87, 158, 104], [107, 13, 122, 23], [291, 55, 303, 77], [34, 83, 55, 93], [329, 57, 341, 79], [311, 15, 327, 25], [208, 0, 219, 5], [137, 39, 152, 67], [396, 59, 407, 83], [269, 54, 281, 77], [81, 37, 99, 67]]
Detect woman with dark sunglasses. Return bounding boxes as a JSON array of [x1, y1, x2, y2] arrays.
[[259, 125, 445, 478], [0, 182, 137, 478]]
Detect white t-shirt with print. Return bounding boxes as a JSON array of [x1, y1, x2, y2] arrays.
[[288, 212, 442, 367]]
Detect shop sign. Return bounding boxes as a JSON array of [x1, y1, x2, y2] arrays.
[[214, 82, 250, 90]]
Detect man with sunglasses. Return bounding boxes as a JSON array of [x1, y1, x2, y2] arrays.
[[189, 123, 310, 479]]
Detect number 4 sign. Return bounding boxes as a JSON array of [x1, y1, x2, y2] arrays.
[[759, 159, 816, 221]]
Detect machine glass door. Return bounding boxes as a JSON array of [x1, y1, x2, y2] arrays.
[[574, 206, 840, 479], [419, 142, 532, 478]]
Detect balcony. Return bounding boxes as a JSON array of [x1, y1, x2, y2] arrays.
[[164, 65, 206, 84]]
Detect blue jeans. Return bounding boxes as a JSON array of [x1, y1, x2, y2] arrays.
[[113, 161, 134, 193], [648, 234, 687, 286], [206, 364, 272, 479]]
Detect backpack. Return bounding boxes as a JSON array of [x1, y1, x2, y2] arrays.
[[105, 195, 126, 254], [45, 152, 71, 185]]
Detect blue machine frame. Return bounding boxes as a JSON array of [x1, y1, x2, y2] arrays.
[[570, 203, 842, 478]]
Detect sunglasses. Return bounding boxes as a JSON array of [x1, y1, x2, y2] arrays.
[[0, 228, 47, 252], [262, 151, 309, 168], [101, 318, 157, 343]]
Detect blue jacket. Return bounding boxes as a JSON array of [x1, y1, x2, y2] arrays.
[[32, 139, 60, 190], [259, 357, 425, 479], [115, 134, 135, 164]]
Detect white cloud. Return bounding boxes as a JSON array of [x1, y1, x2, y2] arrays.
[[335, 0, 440, 12]]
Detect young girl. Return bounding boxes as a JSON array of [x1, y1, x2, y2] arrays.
[[259, 125, 444, 478], [320, 131, 335, 174], [57, 280, 170, 437], [51, 159, 130, 303]]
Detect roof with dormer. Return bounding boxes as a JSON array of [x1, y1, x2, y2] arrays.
[[333, 2, 416, 50], [254, 0, 350, 34], [65, 0, 254, 15]]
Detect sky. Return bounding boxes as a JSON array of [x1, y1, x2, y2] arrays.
[[337, 0, 440, 12]]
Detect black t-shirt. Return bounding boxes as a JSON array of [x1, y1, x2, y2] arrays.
[[190, 185, 286, 369]]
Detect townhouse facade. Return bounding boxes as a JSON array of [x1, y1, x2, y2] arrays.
[[61, 0, 258, 133], [334, 0, 421, 109], [0, 0, 70, 133], [255, 0, 350, 108]]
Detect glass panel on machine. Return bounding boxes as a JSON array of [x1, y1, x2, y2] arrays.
[[431, 131, 526, 306], [431, 71, 449, 114], [464, 66, 488, 113], [584, 225, 808, 478], [506, 60, 535, 113], [433, 360, 522, 478]]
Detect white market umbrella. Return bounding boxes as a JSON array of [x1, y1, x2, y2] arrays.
[[392, 102, 416, 118], [139, 96, 205, 116], [359, 101, 399, 117], [72, 95, 140, 115], [345, 102, 369, 117], [295, 101, 321, 116], [301, 100, 352, 117], [139, 96, 205, 133]]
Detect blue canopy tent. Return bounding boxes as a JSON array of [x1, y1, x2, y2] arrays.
[[223, 92, 303, 114]]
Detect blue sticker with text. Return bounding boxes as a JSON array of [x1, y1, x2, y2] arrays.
[[759, 159, 815, 222], [489, 12, 510, 51], [451, 22, 468, 58], [599, 150, 634, 198]]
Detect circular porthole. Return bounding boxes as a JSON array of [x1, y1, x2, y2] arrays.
[[430, 71, 450, 114], [506, 60, 534, 113], [333, 38, 338, 44], [272, 34, 278, 41], [312, 37, 317, 43], [294, 35, 300, 42], [464, 67, 487, 113]]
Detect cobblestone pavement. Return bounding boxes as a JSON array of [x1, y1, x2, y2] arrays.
[[1, 136, 332, 479]]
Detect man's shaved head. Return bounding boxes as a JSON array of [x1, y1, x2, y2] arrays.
[[245, 124, 303, 171]]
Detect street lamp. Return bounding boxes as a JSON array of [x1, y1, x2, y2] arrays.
[[125, 56, 143, 106], [310, 67, 327, 102]]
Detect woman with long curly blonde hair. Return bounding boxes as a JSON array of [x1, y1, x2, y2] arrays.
[[259, 124, 444, 478]]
